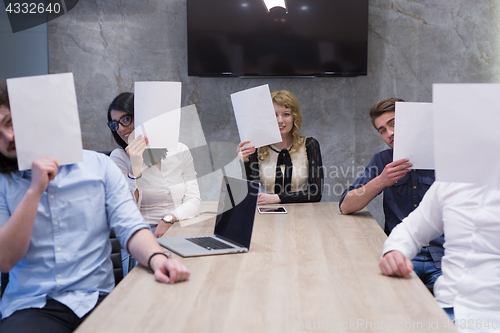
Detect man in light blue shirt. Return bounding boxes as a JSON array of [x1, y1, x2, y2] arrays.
[[0, 88, 190, 332]]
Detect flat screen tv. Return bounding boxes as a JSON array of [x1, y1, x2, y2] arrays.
[[187, 0, 368, 77]]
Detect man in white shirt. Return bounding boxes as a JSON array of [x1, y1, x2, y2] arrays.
[[379, 181, 500, 332]]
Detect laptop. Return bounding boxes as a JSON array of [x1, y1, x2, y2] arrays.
[[157, 176, 260, 257]]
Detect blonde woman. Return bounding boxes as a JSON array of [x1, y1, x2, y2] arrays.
[[238, 90, 323, 205]]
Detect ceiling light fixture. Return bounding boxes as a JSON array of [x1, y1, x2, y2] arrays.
[[262, 0, 287, 12]]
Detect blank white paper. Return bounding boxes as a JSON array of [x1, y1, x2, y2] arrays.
[[7, 73, 83, 170], [393, 102, 434, 169], [433, 83, 500, 186], [179, 104, 207, 149], [134, 108, 181, 149], [230, 84, 282, 148], [134, 81, 182, 149]]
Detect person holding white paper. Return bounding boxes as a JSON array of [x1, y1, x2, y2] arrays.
[[238, 90, 323, 204], [379, 182, 500, 331], [0, 88, 190, 333], [107, 93, 201, 238], [339, 98, 443, 293]]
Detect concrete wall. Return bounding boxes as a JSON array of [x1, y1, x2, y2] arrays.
[[48, 0, 500, 226]]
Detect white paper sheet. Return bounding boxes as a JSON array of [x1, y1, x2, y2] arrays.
[[134, 81, 182, 148], [393, 102, 434, 169], [7, 73, 83, 170], [179, 104, 207, 149], [433, 84, 500, 186], [230, 84, 282, 148], [134, 108, 181, 149]]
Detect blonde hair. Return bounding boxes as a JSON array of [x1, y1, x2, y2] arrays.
[[258, 90, 305, 161]]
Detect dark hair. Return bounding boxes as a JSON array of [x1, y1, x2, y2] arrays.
[[369, 98, 405, 128], [0, 153, 18, 173], [107, 92, 167, 166], [107, 92, 134, 149], [0, 84, 10, 110], [0, 86, 18, 173]]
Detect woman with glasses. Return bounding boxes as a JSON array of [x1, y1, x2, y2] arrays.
[[107, 92, 201, 239], [237, 90, 323, 205]]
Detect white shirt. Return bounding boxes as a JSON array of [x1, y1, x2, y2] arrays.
[[383, 182, 500, 332], [110, 142, 201, 224]]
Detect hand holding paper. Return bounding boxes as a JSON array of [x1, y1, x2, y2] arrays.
[[125, 135, 148, 176], [377, 158, 412, 187], [237, 140, 256, 163], [29, 158, 59, 195]]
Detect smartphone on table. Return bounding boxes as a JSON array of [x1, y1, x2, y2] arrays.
[[257, 206, 287, 214]]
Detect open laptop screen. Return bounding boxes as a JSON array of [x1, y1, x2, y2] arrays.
[[214, 177, 259, 249]]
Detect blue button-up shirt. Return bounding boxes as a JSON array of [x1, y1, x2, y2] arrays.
[[339, 149, 444, 267], [0, 150, 149, 319]]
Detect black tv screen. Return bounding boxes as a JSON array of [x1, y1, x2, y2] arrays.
[[187, 0, 368, 77]]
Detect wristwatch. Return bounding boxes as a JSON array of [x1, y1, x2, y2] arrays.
[[162, 213, 175, 224]]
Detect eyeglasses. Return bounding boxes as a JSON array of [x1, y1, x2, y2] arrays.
[[107, 114, 133, 132]]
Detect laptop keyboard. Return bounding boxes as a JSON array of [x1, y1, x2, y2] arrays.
[[186, 237, 235, 250]]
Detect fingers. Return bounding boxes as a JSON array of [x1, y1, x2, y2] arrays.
[[379, 251, 413, 279], [33, 157, 59, 169], [154, 268, 170, 283], [379, 159, 413, 187], [169, 259, 190, 282], [154, 258, 191, 284], [387, 162, 412, 173], [237, 140, 251, 149], [387, 159, 412, 174], [42, 158, 59, 181], [257, 193, 280, 205], [237, 141, 256, 162], [126, 136, 148, 156], [391, 158, 411, 167], [31, 158, 60, 189], [257, 193, 266, 205]]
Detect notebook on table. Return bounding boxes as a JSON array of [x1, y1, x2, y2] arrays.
[[157, 176, 260, 257]]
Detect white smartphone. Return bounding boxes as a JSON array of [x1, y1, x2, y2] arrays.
[[258, 206, 287, 214]]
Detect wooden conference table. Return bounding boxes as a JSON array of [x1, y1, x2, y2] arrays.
[[76, 202, 456, 333]]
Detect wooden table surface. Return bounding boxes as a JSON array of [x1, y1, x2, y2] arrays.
[[76, 202, 456, 333]]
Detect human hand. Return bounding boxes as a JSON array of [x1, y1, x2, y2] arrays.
[[257, 193, 281, 205], [377, 158, 412, 188], [29, 158, 59, 195], [237, 140, 256, 163], [150, 257, 190, 284], [125, 135, 148, 176], [154, 220, 172, 238], [379, 250, 414, 279]]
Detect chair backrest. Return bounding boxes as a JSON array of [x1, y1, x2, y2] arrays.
[[1, 271, 8, 298], [109, 229, 124, 284], [0, 231, 123, 299]]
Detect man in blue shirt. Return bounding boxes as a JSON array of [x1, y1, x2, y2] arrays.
[[339, 98, 443, 292], [0, 88, 190, 333]]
